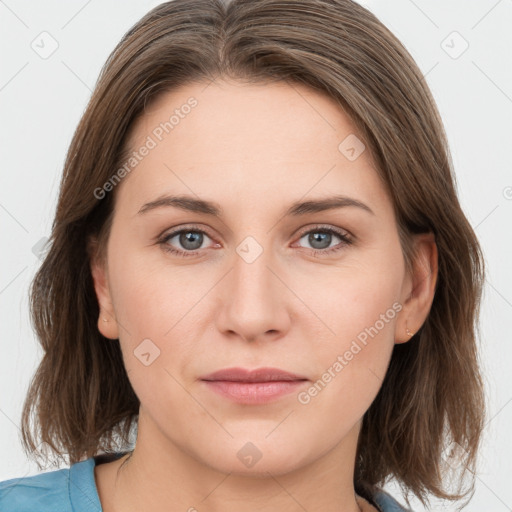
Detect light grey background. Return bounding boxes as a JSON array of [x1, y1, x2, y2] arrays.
[[1, 1, 511, 510]]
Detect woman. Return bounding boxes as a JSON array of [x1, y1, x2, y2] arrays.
[[0, 0, 485, 511]]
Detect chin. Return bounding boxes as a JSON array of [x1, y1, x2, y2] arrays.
[[197, 436, 315, 478]]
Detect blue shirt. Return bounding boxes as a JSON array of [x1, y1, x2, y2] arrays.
[[0, 452, 411, 511]]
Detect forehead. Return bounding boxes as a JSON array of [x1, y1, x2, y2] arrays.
[[129, 78, 363, 161], [115, 79, 390, 218]]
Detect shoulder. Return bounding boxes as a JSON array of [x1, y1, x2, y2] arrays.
[[0, 466, 71, 512], [0, 458, 101, 512], [373, 488, 414, 512]]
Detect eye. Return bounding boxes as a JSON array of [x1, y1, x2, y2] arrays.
[[158, 226, 215, 258], [157, 224, 353, 258], [295, 225, 353, 256]]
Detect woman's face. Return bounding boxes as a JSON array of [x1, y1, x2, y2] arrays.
[[92, 78, 435, 476]]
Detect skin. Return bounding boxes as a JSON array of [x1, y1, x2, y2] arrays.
[[90, 78, 437, 512]]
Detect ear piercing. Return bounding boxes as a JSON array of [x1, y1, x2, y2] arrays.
[[406, 324, 414, 337], [102, 317, 109, 322]]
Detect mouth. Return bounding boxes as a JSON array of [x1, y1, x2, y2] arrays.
[[200, 367, 309, 404]]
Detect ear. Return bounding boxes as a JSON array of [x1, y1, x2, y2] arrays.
[[395, 232, 438, 344], [88, 236, 119, 340]]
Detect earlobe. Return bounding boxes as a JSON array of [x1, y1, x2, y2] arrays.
[[88, 237, 119, 340], [395, 232, 438, 344]]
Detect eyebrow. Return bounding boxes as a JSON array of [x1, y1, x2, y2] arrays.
[[137, 194, 375, 217]]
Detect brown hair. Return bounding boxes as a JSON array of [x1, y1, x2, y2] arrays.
[[21, 0, 485, 506]]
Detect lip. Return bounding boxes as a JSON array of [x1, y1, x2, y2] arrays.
[[201, 367, 308, 382], [200, 367, 309, 405]]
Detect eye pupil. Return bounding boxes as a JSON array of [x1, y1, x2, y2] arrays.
[[180, 231, 203, 250], [309, 232, 331, 249]]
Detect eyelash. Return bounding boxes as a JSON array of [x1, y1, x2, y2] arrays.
[[157, 224, 353, 258]]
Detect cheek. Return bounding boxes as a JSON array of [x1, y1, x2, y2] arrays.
[[289, 253, 402, 347], [293, 258, 402, 415], [296, 289, 398, 431], [108, 241, 200, 336], [106, 242, 216, 401]]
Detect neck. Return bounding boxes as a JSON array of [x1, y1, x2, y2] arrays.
[[96, 412, 367, 512]]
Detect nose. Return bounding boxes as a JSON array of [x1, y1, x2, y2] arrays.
[[214, 241, 291, 344]]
